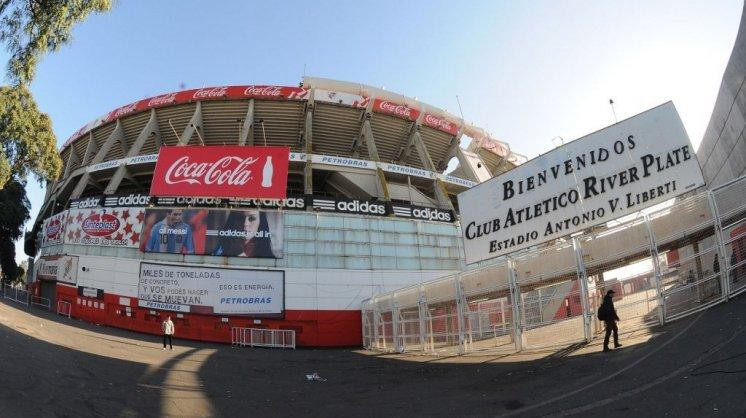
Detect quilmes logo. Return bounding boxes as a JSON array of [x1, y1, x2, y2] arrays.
[[337, 200, 387, 215], [45, 219, 62, 238], [82, 213, 120, 236], [412, 207, 453, 222]]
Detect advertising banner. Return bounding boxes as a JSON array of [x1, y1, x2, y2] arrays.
[[62, 86, 309, 152], [372, 98, 420, 121], [422, 113, 459, 136], [138, 262, 284, 315], [35, 255, 78, 285], [150, 146, 290, 199], [141, 208, 284, 258], [65, 207, 145, 248], [458, 102, 706, 264], [40, 211, 67, 247], [313, 89, 370, 108]]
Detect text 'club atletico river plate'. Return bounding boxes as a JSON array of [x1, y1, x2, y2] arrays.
[[149, 146, 289, 199]]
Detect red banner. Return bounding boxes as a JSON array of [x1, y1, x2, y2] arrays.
[[149, 146, 289, 199], [62, 86, 309, 151], [372, 98, 420, 121], [422, 113, 459, 135]]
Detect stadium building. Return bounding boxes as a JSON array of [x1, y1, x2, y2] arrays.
[[27, 77, 526, 347]]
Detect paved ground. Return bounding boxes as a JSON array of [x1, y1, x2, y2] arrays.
[[0, 295, 745, 417]]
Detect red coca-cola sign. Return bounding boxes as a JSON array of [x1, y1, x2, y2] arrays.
[[423, 114, 459, 135], [82, 213, 120, 236], [372, 99, 420, 121], [150, 146, 289, 199]]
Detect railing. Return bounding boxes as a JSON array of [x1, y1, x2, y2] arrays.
[[3, 284, 29, 306], [30, 295, 52, 311], [231, 327, 296, 349], [363, 175, 746, 355], [56, 300, 72, 318]]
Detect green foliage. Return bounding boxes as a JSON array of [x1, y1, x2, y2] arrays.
[[0, 179, 29, 282], [0, 84, 61, 187], [0, 0, 113, 85]]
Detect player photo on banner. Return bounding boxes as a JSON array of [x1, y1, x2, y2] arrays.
[[141, 208, 283, 258]]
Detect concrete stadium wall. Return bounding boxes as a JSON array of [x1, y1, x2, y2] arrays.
[[697, 3, 746, 187]]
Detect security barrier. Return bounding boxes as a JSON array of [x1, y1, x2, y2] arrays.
[[362, 175, 746, 354], [56, 300, 72, 318], [30, 295, 52, 311], [3, 284, 29, 306], [231, 327, 296, 349]]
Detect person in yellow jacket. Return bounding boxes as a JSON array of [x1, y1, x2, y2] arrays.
[[162, 315, 175, 350]]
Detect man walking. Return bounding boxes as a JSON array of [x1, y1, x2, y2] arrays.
[[162, 315, 175, 350], [598, 289, 621, 352]]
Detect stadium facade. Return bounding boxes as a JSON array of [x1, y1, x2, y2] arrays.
[[28, 77, 525, 346]]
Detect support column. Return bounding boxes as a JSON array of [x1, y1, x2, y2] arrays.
[[572, 236, 592, 343], [508, 257, 523, 351], [417, 286, 428, 352], [359, 114, 391, 202], [304, 91, 315, 197], [455, 276, 468, 354], [81, 132, 98, 166], [239, 99, 255, 145], [178, 101, 203, 145], [707, 191, 731, 300], [391, 295, 401, 353], [411, 129, 454, 210], [644, 213, 666, 324], [70, 120, 125, 199], [437, 131, 462, 172], [105, 109, 160, 194]]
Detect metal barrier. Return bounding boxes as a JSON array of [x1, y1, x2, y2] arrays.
[[231, 327, 296, 349], [363, 175, 746, 354], [30, 295, 52, 311], [56, 300, 72, 318], [3, 284, 29, 306]]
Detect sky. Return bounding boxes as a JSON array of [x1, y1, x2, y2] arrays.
[[8, 0, 743, 261]]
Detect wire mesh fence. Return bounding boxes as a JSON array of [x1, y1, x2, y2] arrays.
[[362, 175, 746, 354]]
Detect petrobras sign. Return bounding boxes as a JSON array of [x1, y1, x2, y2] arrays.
[[443, 175, 477, 188], [150, 146, 290, 199], [458, 102, 705, 264], [311, 197, 389, 216], [311, 154, 375, 170], [391, 204, 455, 223], [126, 154, 158, 165], [88, 159, 120, 173], [137, 262, 284, 316], [380, 162, 436, 179]]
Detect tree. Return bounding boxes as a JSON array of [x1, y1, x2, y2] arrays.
[[0, 178, 29, 282], [0, 0, 113, 85], [0, 0, 113, 189]]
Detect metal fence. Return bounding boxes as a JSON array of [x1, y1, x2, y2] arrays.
[[3, 284, 29, 306], [362, 175, 746, 354], [56, 300, 72, 318], [231, 327, 296, 349]]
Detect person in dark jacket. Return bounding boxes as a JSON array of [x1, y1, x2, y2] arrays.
[[600, 289, 621, 352]]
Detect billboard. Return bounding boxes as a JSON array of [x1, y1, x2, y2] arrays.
[[141, 208, 284, 258], [65, 207, 145, 248], [138, 262, 284, 315], [40, 211, 67, 247], [149, 146, 290, 199], [458, 102, 705, 264], [35, 255, 78, 285]]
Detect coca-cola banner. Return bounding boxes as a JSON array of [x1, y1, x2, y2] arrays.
[[64, 207, 145, 248], [40, 211, 67, 247], [62, 85, 309, 152], [150, 146, 289, 199], [422, 113, 459, 136], [141, 208, 284, 258], [372, 98, 420, 122]]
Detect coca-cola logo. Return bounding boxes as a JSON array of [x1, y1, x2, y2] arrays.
[[378, 101, 412, 118], [244, 85, 283, 97], [424, 114, 454, 132], [193, 87, 228, 99], [147, 93, 178, 107], [45, 219, 61, 238], [82, 213, 120, 236], [111, 103, 138, 119], [165, 156, 258, 186]]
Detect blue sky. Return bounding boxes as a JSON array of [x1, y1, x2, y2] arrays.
[[9, 0, 743, 261]]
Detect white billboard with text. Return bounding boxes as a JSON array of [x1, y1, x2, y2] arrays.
[[138, 262, 284, 315], [458, 102, 705, 264]]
